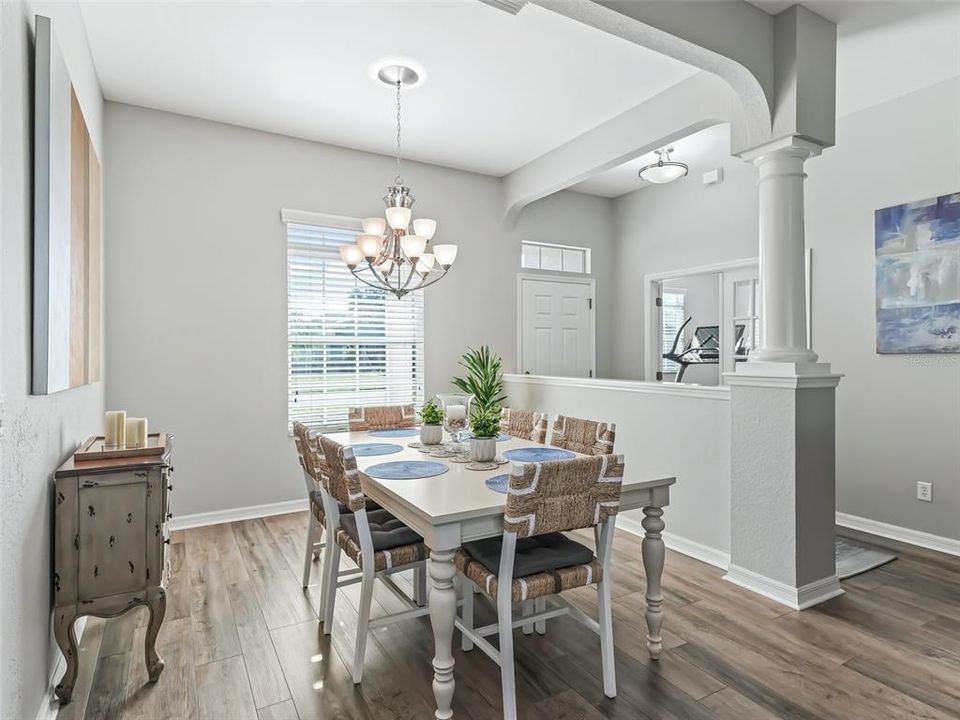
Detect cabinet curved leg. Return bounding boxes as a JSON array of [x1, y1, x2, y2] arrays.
[[144, 587, 167, 682], [54, 606, 80, 703]]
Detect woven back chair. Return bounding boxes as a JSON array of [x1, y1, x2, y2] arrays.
[[292, 421, 330, 589], [499, 407, 548, 444], [550, 414, 616, 456], [348, 404, 417, 431], [455, 454, 625, 718], [316, 434, 428, 684]]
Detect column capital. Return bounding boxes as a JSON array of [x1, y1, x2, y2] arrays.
[[736, 135, 826, 164]]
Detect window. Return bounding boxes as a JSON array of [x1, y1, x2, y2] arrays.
[[286, 219, 424, 431], [521, 241, 591, 274], [660, 289, 686, 374]]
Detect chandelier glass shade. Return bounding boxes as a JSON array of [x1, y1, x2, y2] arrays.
[[339, 64, 456, 299], [638, 147, 688, 185]]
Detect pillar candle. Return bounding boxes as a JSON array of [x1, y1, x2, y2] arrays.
[[446, 405, 466, 421], [105, 410, 127, 447], [125, 417, 148, 448]]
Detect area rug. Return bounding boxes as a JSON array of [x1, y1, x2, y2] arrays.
[[835, 537, 896, 579]]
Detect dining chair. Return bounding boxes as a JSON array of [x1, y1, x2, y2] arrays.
[[454, 454, 625, 719], [292, 422, 330, 589], [500, 407, 548, 444], [316, 434, 432, 684], [348, 404, 418, 431], [550, 414, 616, 456]]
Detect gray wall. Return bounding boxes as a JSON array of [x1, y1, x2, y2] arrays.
[[610, 123, 759, 381], [0, 3, 104, 718], [103, 102, 614, 517], [610, 78, 960, 542]]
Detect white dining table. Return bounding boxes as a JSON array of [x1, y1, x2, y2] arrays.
[[326, 429, 675, 720]]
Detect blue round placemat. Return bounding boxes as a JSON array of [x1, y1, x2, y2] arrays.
[[461, 431, 512, 442], [365, 460, 449, 480], [368, 427, 422, 438], [485, 474, 509, 493], [502, 447, 576, 462], [350, 442, 403, 457]]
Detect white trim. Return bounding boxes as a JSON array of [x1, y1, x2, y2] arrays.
[[170, 498, 307, 531], [516, 273, 597, 378], [836, 512, 960, 558], [725, 373, 843, 390], [642, 258, 759, 383], [724, 565, 844, 610], [280, 208, 362, 231], [36, 618, 88, 720], [616, 515, 731, 569], [503, 373, 730, 401]]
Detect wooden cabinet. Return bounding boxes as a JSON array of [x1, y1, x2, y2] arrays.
[[53, 441, 173, 704]]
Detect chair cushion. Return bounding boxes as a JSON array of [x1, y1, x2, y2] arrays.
[[461, 533, 594, 579], [309, 490, 379, 515], [338, 508, 422, 552]]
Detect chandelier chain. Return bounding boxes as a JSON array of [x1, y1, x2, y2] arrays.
[[394, 79, 403, 186]]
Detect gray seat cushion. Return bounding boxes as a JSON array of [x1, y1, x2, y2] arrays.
[[339, 508, 422, 551], [462, 533, 594, 578], [309, 490, 379, 514]]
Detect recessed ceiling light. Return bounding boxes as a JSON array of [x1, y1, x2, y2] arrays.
[[639, 147, 688, 184]]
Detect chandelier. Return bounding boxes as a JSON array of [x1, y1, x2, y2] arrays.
[[638, 147, 688, 184], [339, 64, 457, 299]]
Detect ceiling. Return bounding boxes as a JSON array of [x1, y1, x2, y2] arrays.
[[78, 0, 698, 177], [569, 123, 731, 198]]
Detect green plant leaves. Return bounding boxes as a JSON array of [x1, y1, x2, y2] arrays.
[[451, 345, 506, 416]]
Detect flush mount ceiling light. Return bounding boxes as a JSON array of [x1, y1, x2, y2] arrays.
[[638, 147, 688, 185], [340, 63, 457, 299]]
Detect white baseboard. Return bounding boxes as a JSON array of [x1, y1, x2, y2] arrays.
[[616, 515, 731, 570], [836, 512, 960, 557], [36, 617, 88, 720], [724, 565, 844, 610], [170, 498, 307, 531]]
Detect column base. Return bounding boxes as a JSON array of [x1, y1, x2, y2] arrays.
[[725, 565, 843, 610], [725, 360, 842, 387]]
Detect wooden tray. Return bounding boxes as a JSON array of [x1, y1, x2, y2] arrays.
[[75, 432, 169, 461]]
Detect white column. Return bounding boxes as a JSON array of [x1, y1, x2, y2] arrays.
[[745, 137, 823, 368]]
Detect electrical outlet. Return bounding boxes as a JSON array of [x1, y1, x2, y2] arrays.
[[917, 481, 933, 502]]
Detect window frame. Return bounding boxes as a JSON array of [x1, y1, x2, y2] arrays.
[[520, 240, 592, 275]]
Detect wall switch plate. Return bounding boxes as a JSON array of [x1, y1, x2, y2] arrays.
[[917, 481, 933, 502]]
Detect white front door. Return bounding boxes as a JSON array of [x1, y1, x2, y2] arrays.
[[519, 276, 594, 377]]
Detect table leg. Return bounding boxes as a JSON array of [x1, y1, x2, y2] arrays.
[[641, 505, 665, 660], [53, 606, 80, 703], [429, 550, 457, 719], [144, 586, 167, 681]]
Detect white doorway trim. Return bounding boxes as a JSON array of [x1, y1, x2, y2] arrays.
[[516, 273, 597, 377], [642, 258, 758, 384]]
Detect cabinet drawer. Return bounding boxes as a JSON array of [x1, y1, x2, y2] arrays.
[[77, 480, 148, 600]]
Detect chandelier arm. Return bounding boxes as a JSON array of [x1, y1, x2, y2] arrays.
[[400, 260, 421, 291], [350, 266, 392, 293], [411, 267, 449, 291]]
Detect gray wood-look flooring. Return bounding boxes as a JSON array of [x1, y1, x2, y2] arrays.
[[57, 514, 960, 720]]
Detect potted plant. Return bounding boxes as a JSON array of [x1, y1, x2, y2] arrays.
[[469, 407, 500, 462], [452, 346, 506, 417], [418, 400, 444, 445]]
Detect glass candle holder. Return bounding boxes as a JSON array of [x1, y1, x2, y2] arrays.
[[435, 393, 474, 452]]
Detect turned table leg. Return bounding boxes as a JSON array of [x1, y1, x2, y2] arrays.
[[429, 550, 457, 719], [144, 587, 167, 681], [641, 505, 666, 660], [53, 606, 80, 703]]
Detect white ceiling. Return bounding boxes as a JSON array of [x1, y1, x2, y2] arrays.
[[569, 123, 732, 198], [78, 0, 698, 177]]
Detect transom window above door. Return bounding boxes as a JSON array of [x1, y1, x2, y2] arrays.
[[521, 241, 591, 274], [284, 211, 424, 432]]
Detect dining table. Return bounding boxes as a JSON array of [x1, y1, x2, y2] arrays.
[[325, 428, 676, 720]]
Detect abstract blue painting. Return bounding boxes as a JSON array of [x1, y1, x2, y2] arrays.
[[875, 192, 960, 353]]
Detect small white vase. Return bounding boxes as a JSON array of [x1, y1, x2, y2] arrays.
[[420, 424, 443, 445], [469, 437, 497, 462]]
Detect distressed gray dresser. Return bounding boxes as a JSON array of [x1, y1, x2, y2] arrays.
[[53, 437, 173, 703]]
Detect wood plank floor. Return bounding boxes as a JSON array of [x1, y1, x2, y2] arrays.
[[57, 514, 960, 720]]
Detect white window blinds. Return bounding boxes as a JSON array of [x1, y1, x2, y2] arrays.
[[287, 220, 424, 431], [660, 290, 686, 374]]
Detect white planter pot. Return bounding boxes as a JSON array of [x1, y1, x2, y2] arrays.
[[420, 424, 443, 445], [469, 437, 497, 462]]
